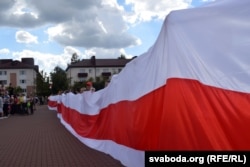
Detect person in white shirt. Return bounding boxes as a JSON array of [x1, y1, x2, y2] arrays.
[[85, 81, 95, 92]]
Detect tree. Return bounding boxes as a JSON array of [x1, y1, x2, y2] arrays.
[[36, 70, 50, 96], [118, 54, 126, 59], [14, 86, 23, 95], [71, 53, 80, 64], [71, 81, 83, 93], [50, 66, 69, 94]]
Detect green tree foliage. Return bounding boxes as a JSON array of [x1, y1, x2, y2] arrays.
[[5, 85, 23, 95], [93, 80, 105, 91], [71, 81, 83, 93], [36, 70, 51, 96], [118, 54, 126, 59], [71, 53, 80, 64], [50, 66, 69, 94], [14, 86, 23, 95]]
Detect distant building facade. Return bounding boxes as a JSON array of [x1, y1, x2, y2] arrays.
[[66, 56, 133, 85], [0, 58, 39, 95]]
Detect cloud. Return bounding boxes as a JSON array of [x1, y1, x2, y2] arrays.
[[0, 0, 197, 74], [1, 0, 138, 49], [0, 0, 193, 52], [84, 47, 133, 59], [124, 0, 191, 23], [15, 30, 38, 44], [44, 2, 139, 49], [0, 48, 10, 54], [64, 46, 81, 56], [0, 0, 15, 11], [0, 0, 41, 27], [12, 49, 71, 74], [9, 46, 133, 74], [0, 0, 191, 50]]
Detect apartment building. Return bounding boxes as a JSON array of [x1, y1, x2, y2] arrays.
[[0, 58, 39, 95], [66, 56, 133, 85]]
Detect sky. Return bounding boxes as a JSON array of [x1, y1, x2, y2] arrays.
[[0, 0, 215, 75]]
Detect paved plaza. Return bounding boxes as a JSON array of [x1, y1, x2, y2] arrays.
[[0, 105, 124, 167]]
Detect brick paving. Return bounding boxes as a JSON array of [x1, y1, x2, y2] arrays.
[[0, 105, 124, 167]]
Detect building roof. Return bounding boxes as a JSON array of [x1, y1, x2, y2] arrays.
[[66, 58, 133, 71], [0, 58, 39, 72]]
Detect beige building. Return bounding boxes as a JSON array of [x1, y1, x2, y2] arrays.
[[66, 56, 133, 86], [0, 58, 39, 95]]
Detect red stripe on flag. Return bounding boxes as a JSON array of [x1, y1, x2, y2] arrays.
[[48, 100, 58, 108], [54, 78, 250, 150]]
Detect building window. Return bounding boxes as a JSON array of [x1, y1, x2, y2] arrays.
[[0, 71, 7, 75], [22, 89, 27, 93], [20, 80, 26, 84], [78, 73, 88, 78], [80, 69, 85, 72], [103, 68, 109, 72], [20, 70, 26, 75], [118, 69, 122, 72], [0, 80, 7, 85], [102, 72, 111, 77], [89, 69, 92, 73]]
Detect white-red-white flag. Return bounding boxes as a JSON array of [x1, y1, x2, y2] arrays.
[[48, 0, 250, 166]]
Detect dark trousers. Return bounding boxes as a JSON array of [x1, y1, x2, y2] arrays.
[[21, 103, 28, 115], [3, 104, 9, 116], [10, 104, 17, 115]]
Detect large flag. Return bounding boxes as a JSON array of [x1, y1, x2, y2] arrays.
[[48, 0, 250, 166]]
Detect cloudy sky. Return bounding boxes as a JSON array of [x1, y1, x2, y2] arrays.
[[0, 0, 214, 74]]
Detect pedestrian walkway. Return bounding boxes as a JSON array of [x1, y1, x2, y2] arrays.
[[0, 105, 124, 167]]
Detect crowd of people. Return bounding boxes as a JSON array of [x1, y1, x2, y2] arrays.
[[0, 81, 105, 117], [57, 81, 97, 95], [0, 83, 40, 117]]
